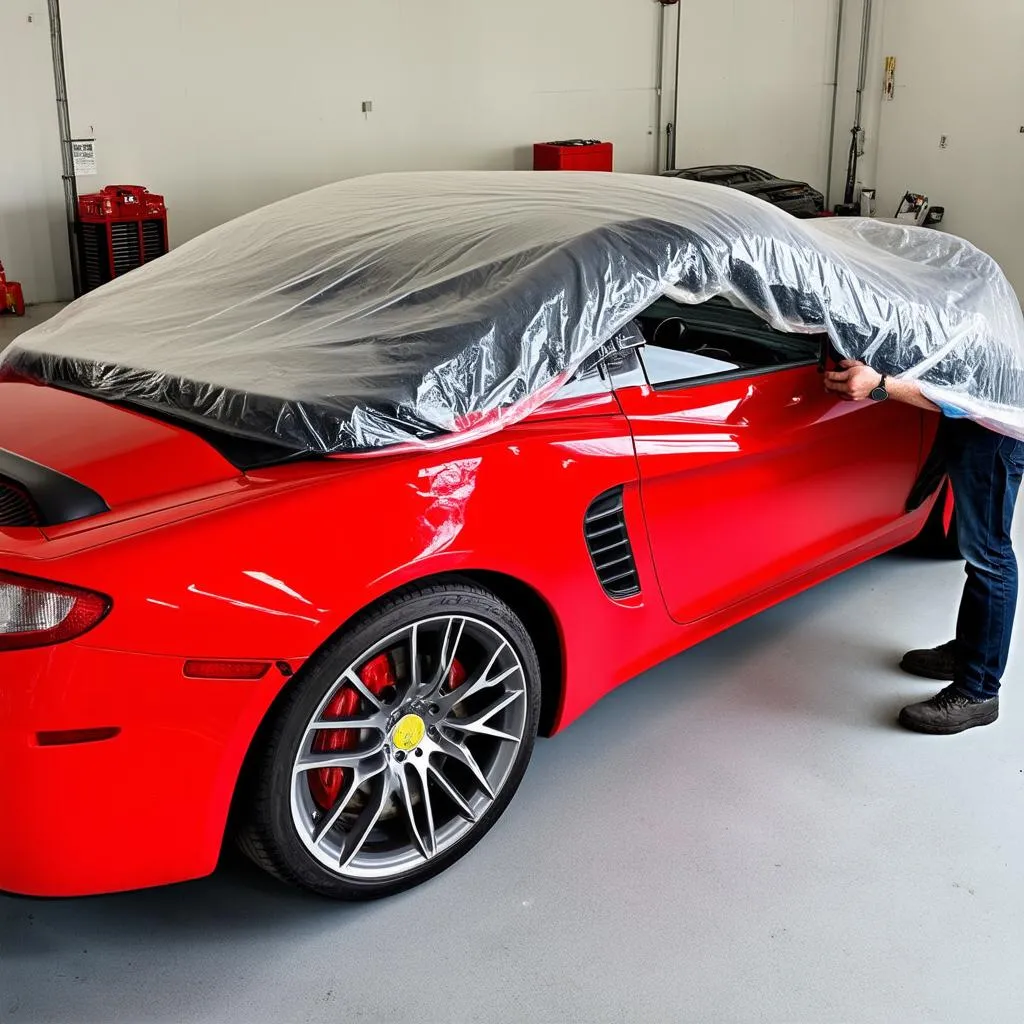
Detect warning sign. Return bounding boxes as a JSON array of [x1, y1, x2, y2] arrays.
[[72, 139, 97, 176]]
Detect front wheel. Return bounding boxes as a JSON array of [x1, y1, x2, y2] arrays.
[[909, 481, 961, 559], [237, 582, 541, 899]]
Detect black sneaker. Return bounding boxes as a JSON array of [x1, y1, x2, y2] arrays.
[[900, 640, 957, 681], [898, 685, 999, 734]]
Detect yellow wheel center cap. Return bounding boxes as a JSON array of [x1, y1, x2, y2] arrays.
[[393, 713, 426, 752]]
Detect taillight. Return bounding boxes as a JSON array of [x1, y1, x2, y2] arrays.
[[0, 571, 110, 651]]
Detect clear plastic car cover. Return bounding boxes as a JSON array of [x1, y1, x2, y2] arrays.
[[5, 171, 1024, 454]]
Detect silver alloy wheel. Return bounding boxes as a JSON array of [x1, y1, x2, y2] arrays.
[[289, 615, 528, 881]]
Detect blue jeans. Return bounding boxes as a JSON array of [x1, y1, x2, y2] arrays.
[[945, 419, 1024, 699]]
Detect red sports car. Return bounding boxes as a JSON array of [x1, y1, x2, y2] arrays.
[[0, 173, 965, 900]]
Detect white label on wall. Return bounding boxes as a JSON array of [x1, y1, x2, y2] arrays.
[[72, 139, 97, 176]]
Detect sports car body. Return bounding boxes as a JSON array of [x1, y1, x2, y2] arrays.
[[1, 172, 1018, 899], [662, 164, 826, 218]]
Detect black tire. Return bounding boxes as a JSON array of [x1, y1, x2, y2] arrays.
[[236, 581, 541, 899], [909, 481, 961, 559]]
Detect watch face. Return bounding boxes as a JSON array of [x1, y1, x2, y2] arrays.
[[870, 386, 889, 402]]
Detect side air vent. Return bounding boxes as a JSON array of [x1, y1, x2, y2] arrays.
[[0, 449, 109, 526], [0, 477, 40, 527], [584, 487, 641, 598]]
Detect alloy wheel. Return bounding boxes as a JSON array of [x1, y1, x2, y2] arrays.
[[289, 615, 528, 881]]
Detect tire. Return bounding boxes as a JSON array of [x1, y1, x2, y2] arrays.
[[909, 481, 961, 559], [236, 581, 542, 899]]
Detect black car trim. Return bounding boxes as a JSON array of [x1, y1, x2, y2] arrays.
[[0, 448, 109, 526], [905, 422, 949, 513]]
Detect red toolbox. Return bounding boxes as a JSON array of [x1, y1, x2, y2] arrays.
[[0, 260, 25, 316], [77, 185, 169, 293], [533, 139, 613, 172]]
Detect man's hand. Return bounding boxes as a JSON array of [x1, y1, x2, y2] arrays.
[[824, 359, 883, 401], [824, 359, 940, 412]]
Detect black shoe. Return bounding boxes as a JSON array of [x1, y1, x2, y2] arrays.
[[898, 685, 999, 734], [900, 640, 957, 681]]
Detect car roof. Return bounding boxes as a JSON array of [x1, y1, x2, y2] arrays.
[[7, 171, 1024, 452], [669, 165, 772, 181]]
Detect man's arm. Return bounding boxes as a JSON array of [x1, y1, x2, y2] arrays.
[[824, 359, 940, 412]]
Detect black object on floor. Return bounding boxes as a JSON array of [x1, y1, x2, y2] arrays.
[[900, 640, 957, 681], [899, 686, 999, 734]]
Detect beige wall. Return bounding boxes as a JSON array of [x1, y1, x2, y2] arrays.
[[0, 7, 72, 303], [11, 0, 1019, 302], [868, 0, 1024, 293], [57, 0, 663, 253], [675, 0, 843, 192]]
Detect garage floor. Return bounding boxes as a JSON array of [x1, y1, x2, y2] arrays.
[[2, 311, 1023, 1024]]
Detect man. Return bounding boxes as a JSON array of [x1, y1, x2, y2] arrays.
[[825, 359, 1024, 734]]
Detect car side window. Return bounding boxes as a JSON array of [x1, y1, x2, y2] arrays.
[[635, 296, 821, 389]]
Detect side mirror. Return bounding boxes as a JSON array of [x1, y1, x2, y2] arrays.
[[597, 324, 645, 374], [608, 323, 646, 353]]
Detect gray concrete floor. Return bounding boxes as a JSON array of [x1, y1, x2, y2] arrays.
[[1, 304, 1023, 1022], [3, 550, 1023, 1023]]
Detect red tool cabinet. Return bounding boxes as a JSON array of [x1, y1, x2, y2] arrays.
[[77, 185, 168, 293], [533, 140, 613, 172]]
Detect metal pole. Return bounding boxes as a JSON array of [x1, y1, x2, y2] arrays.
[[47, 0, 82, 297], [825, 0, 846, 209], [654, 2, 666, 173], [854, 0, 873, 127], [667, 0, 682, 171], [842, 0, 874, 207]]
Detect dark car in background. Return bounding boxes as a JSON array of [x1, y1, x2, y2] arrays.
[[662, 165, 825, 219]]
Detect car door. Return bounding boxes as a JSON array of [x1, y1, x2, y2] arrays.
[[613, 298, 925, 625]]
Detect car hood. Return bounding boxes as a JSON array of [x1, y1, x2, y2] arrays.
[[0, 380, 242, 520]]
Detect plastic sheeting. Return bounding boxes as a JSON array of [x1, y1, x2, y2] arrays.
[[5, 171, 1024, 454]]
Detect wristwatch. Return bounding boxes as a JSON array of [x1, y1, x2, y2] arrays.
[[869, 373, 889, 402]]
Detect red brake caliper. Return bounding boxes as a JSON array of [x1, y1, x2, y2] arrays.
[[309, 653, 395, 812], [447, 659, 466, 692], [308, 652, 468, 812]]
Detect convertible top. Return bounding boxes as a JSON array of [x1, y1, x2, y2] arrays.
[[5, 171, 1024, 453]]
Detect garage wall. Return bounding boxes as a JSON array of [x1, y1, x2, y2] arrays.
[[674, 0, 842, 192], [0, 7, 72, 303], [866, 0, 1024, 293], [57, 0, 662, 252]]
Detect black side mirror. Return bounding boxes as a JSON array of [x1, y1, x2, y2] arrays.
[[596, 322, 645, 372], [607, 323, 646, 353]]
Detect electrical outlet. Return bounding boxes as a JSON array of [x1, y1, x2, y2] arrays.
[[939, 134, 948, 149], [361, 100, 373, 114]]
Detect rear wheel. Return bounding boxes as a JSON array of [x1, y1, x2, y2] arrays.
[[237, 582, 541, 899], [910, 481, 961, 559]]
